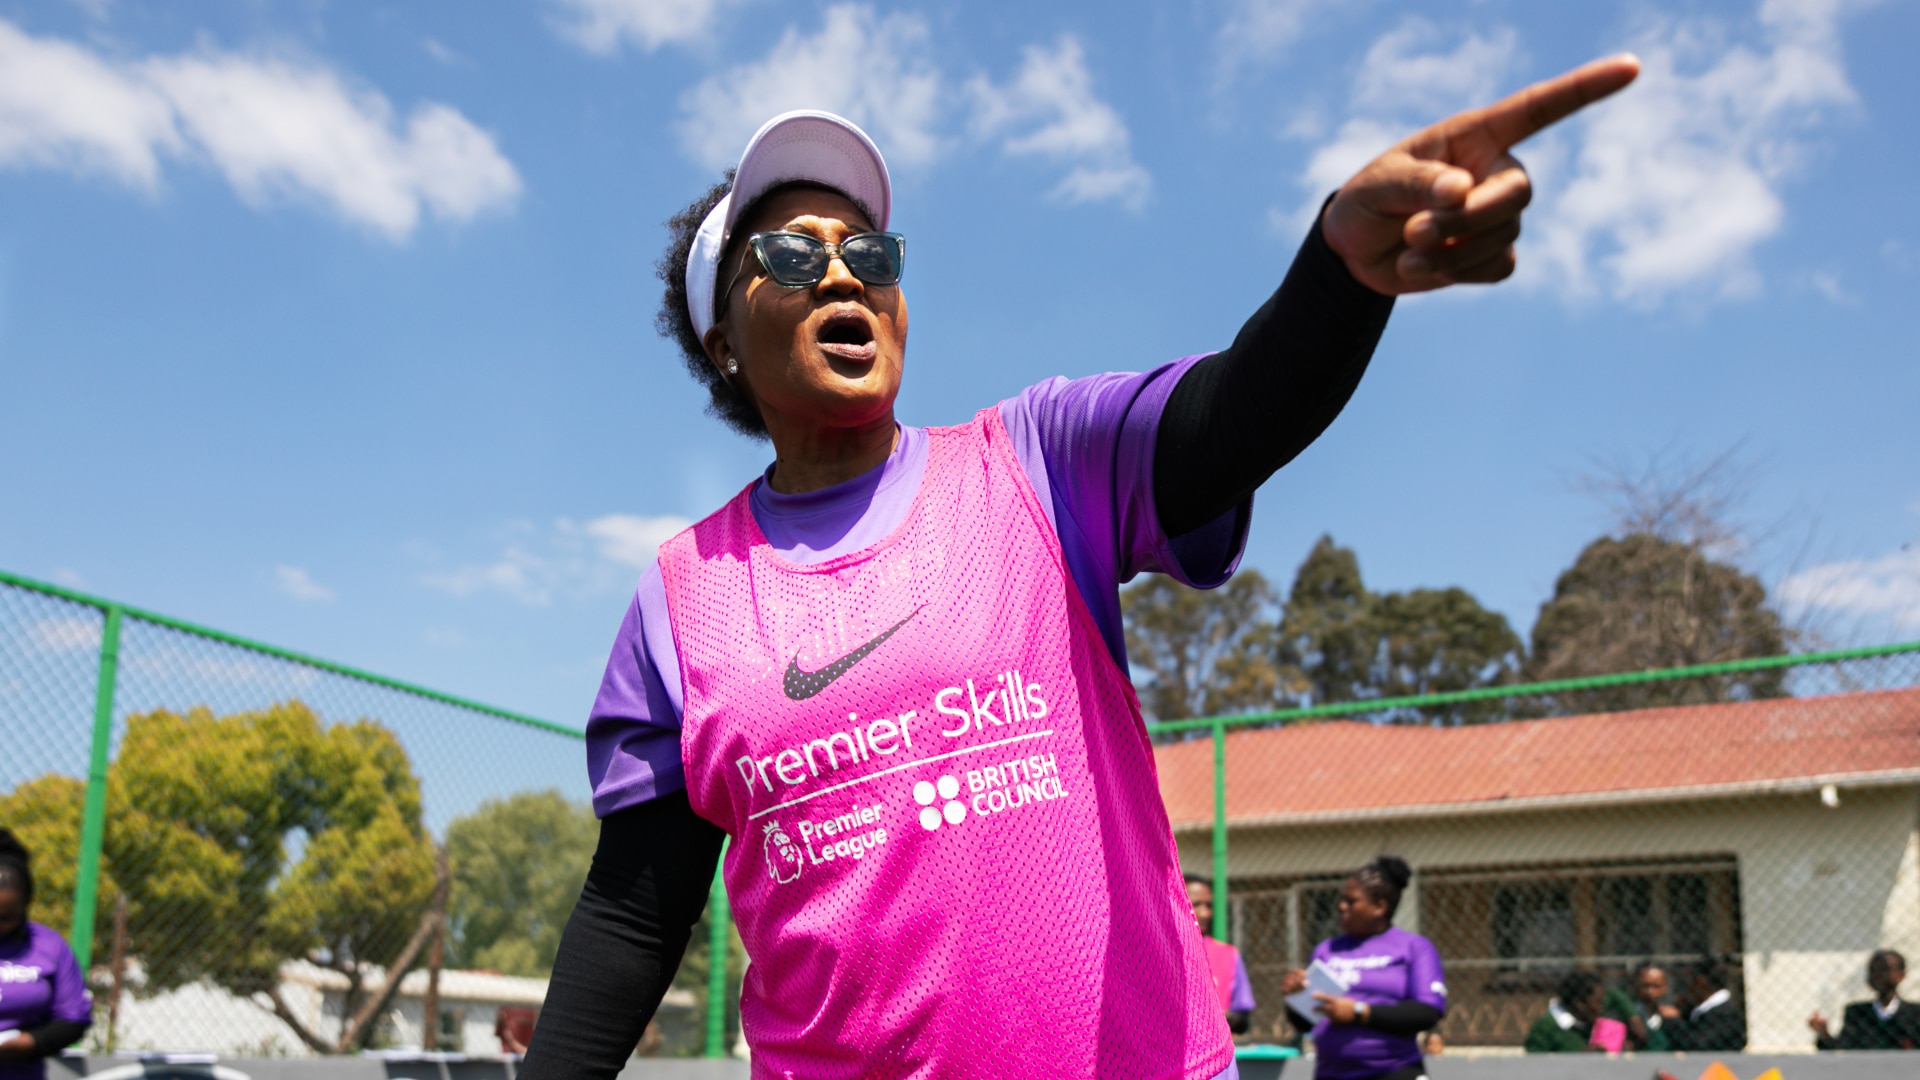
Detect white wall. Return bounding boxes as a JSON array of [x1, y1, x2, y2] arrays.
[[1179, 784, 1920, 1052]]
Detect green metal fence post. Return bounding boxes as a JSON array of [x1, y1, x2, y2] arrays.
[[706, 841, 731, 1058], [1211, 718, 1228, 942], [71, 605, 122, 972]]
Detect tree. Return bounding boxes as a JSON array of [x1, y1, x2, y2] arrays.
[[1525, 533, 1787, 712], [1120, 569, 1284, 722], [445, 790, 596, 977], [1277, 535, 1523, 724], [1525, 445, 1793, 712], [0, 700, 438, 1053]]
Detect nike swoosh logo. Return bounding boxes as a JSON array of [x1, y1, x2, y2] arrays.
[[783, 607, 923, 701]]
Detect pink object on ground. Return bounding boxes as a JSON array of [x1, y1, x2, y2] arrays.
[[659, 408, 1233, 1080], [1590, 1016, 1627, 1054]]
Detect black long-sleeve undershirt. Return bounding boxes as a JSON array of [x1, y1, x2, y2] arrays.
[[520, 792, 723, 1080], [522, 213, 1392, 1080], [14, 1020, 88, 1058], [1154, 210, 1393, 538], [1286, 1001, 1444, 1040]]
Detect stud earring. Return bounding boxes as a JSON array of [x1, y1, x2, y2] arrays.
[[726, 359, 739, 375]]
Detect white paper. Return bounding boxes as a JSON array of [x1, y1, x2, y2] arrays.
[[1284, 959, 1347, 1020]]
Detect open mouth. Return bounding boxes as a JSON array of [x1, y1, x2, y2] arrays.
[[816, 310, 877, 364]]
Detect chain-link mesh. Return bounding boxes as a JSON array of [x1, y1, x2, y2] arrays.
[[12, 568, 1920, 1062], [1153, 646, 1920, 1057], [0, 574, 642, 1058]]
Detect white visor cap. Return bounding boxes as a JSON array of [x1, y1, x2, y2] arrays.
[[685, 110, 892, 343]]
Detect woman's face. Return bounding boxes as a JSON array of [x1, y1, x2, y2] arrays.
[[1636, 967, 1668, 1005], [1336, 876, 1389, 936], [705, 186, 908, 437], [1186, 880, 1213, 930], [0, 887, 24, 939], [1571, 983, 1605, 1023]]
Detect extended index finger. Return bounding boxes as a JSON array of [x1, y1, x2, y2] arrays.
[[1464, 54, 1640, 150]]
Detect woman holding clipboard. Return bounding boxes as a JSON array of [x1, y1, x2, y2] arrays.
[[1281, 857, 1446, 1080]]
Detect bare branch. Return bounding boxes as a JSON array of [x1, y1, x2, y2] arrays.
[[259, 986, 335, 1056], [334, 855, 452, 1052]]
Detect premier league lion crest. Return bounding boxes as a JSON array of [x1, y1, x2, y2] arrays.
[[763, 819, 803, 884]]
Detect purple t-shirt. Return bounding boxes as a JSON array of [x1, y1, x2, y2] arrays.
[[1309, 927, 1447, 1079], [1229, 952, 1257, 1013], [0, 922, 91, 1080], [586, 360, 1252, 816]]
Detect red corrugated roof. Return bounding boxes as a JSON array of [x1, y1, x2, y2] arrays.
[[1153, 687, 1920, 830]]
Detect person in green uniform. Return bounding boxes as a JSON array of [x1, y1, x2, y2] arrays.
[[1525, 971, 1634, 1053], [1627, 962, 1679, 1052]]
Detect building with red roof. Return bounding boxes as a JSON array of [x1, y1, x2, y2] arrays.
[[1156, 687, 1920, 1053]]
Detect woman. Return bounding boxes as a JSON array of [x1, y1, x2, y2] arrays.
[[0, 830, 91, 1080], [1523, 970, 1633, 1054], [1280, 857, 1444, 1080], [526, 53, 1637, 1080], [1629, 961, 1678, 1052], [1187, 875, 1255, 1035]]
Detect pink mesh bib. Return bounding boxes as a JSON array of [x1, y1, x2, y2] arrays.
[[658, 409, 1232, 1080]]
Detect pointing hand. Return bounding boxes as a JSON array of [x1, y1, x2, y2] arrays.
[[1323, 54, 1641, 295]]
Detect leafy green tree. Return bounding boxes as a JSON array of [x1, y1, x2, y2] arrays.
[[1120, 569, 1284, 722], [1525, 533, 1788, 712], [445, 790, 596, 977], [0, 701, 437, 1053], [1277, 535, 1523, 724], [1275, 536, 1374, 707], [0, 774, 118, 947]]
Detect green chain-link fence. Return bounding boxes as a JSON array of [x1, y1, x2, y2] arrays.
[[1151, 641, 1920, 1055], [9, 565, 1919, 1060], [0, 568, 737, 1060]]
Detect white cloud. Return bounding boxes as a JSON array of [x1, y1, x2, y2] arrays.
[[673, 7, 1146, 211], [546, 0, 728, 54], [967, 37, 1151, 211], [28, 615, 101, 652], [122, 643, 320, 690], [1526, 0, 1866, 302], [66, 0, 114, 21], [586, 513, 693, 568], [1215, 0, 1346, 76], [421, 513, 693, 606], [1779, 546, 1920, 628], [1808, 269, 1856, 305], [0, 19, 520, 240], [0, 20, 181, 188], [1351, 20, 1520, 116], [273, 565, 335, 602], [1280, 18, 1519, 231], [678, 5, 943, 171], [49, 568, 87, 588]]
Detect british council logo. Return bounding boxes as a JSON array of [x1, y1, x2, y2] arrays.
[[913, 775, 966, 830]]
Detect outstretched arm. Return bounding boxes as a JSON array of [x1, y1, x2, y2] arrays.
[[1153, 56, 1640, 537], [521, 792, 725, 1080]]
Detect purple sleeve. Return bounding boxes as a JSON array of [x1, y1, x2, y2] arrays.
[[47, 928, 91, 1024], [584, 565, 690, 818], [998, 358, 1252, 668], [1406, 932, 1448, 1014], [1230, 952, 1257, 1012]]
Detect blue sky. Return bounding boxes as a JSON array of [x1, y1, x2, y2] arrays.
[[3, 0, 1917, 730]]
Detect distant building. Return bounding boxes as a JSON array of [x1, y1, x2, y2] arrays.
[[1155, 687, 1920, 1053], [108, 960, 694, 1057]]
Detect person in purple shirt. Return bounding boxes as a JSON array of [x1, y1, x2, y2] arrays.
[[524, 48, 1639, 1080], [1282, 857, 1445, 1080], [0, 831, 91, 1080]]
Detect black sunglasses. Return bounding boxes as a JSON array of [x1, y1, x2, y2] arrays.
[[719, 231, 906, 314]]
